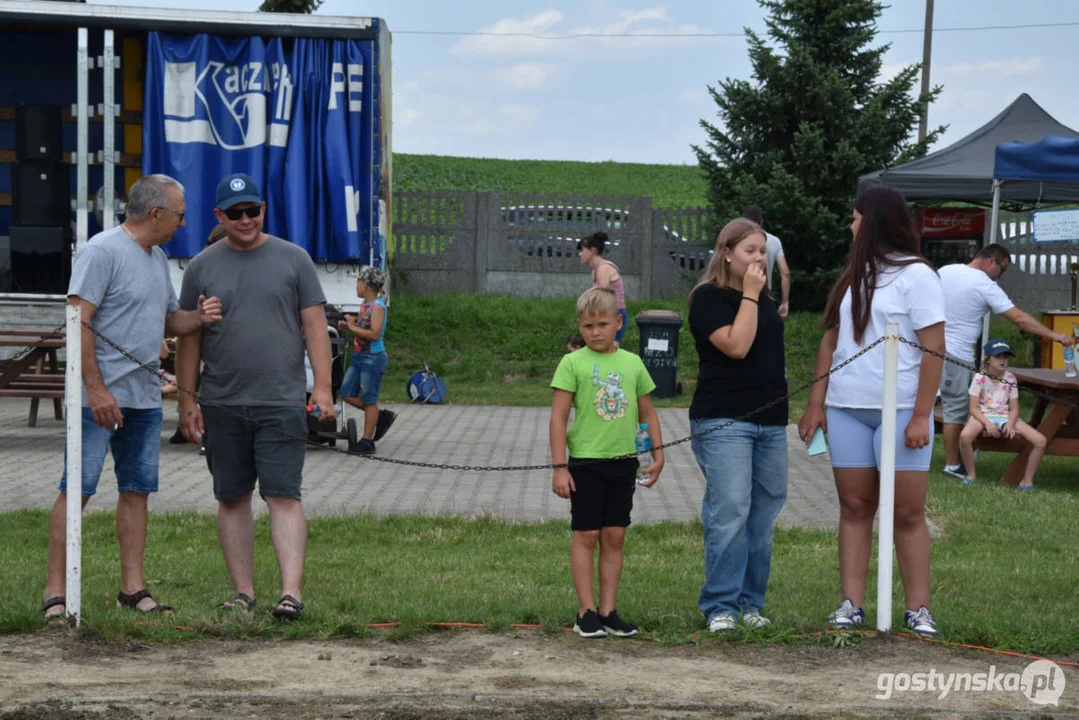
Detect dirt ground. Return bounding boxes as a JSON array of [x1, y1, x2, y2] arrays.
[[0, 630, 1076, 719]]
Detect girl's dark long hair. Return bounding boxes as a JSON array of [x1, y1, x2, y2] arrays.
[[821, 185, 934, 343]]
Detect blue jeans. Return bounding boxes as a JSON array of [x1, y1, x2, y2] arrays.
[[339, 351, 388, 405], [59, 407, 163, 497], [691, 419, 788, 619]]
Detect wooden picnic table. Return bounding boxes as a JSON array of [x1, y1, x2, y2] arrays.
[[972, 368, 1079, 485], [0, 327, 66, 427]]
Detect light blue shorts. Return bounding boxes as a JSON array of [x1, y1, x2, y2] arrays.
[[826, 407, 933, 472]]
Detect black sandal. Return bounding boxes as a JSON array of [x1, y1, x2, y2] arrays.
[[42, 596, 66, 621], [272, 594, 304, 620], [116, 589, 173, 613], [218, 593, 256, 612]]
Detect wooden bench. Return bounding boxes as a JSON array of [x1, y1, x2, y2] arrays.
[[0, 354, 65, 427]]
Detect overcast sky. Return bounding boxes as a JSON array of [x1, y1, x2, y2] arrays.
[[91, 0, 1079, 164]]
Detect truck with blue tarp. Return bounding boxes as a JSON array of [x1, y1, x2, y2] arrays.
[[0, 0, 391, 320]]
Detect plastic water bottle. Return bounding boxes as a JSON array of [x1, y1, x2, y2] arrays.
[[635, 423, 652, 485], [306, 403, 322, 418], [1065, 337, 1077, 379]]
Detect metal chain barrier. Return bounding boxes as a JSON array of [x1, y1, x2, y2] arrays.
[[897, 336, 1079, 413], [84, 321, 887, 472], [80, 323, 1079, 472]]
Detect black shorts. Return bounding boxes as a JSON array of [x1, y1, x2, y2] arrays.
[[568, 457, 638, 531], [201, 405, 307, 502]]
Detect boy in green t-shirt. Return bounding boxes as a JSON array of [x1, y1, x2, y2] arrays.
[[550, 287, 665, 638]]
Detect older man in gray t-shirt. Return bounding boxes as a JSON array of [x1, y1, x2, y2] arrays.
[[176, 172, 334, 619], [43, 174, 222, 621]]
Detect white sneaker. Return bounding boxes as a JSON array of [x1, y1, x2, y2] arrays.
[[741, 610, 771, 628], [904, 606, 938, 637], [827, 599, 865, 628], [707, 612, 738, 633]]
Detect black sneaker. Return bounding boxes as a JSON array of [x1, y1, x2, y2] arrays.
[[355, 438, 376, 455], [169, 426, 186, 444], [598, 610, 638, 637], [373, 409, 397, 442], [573, 609, 607, 638]]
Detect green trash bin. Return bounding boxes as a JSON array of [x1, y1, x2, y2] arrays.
[[636, 310, 683, 398]]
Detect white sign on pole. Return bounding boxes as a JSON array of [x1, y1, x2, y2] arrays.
[[1033, 209, 1079, 243]]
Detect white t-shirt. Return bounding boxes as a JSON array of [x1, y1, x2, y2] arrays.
[[765, 233, 784, 290], [939, 263, 1015, 363], [826, 258, 945, 410]]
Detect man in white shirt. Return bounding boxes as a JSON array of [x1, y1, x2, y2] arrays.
[[939, 244, 1073, 479], [743, 205, 790, 317]]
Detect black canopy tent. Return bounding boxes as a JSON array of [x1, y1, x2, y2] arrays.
[[860, 94, 1079, 205]]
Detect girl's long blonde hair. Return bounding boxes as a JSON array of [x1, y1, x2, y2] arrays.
[[689, 218, 767, 302]]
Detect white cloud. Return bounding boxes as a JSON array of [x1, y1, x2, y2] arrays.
[[398, 108, 421, 126], [452, 6, 721, 58], [497, 104, 539, 126], [947, 56, 1043, 77], [452, 10, 564, 56], [492, 63, 558, 89], [878, 61, 914, 83]]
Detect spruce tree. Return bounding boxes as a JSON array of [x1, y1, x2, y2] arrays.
[[259, 0, 322, 13], [694, 0, 944, 308]]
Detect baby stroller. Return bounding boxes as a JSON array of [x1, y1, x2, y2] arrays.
[[305, 307, 348, 447]]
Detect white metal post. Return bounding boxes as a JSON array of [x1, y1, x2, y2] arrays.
[[76, 28, 90, 252], [102, 29, 116, 230], [876, 322, 900, 633], [981, 179, 1004, 364], [65, 303, 83, 627]]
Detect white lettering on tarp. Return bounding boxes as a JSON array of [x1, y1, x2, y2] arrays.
[[163, 57, 292, 149], [328, 62, 363, 111], [345, 185, 361, 233]]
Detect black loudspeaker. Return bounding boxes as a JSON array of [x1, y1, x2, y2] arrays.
[[0, 236, 10, 293], [9, 226, 73, 295], [12, 161, 71, 226], [15, 105, 64, 161]]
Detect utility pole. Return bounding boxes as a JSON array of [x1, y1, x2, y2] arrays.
[[918, 0, 935, 143]]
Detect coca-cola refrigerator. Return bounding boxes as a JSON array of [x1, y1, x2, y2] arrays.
[[918, 208, 986, 268]]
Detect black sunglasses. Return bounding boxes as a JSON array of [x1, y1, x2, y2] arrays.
[[223, 205, 262, 221]]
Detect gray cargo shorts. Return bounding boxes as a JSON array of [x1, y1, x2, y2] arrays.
[[939, 356, 974, 425]]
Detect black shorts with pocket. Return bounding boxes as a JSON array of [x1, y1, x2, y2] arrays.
[[201, 405, 307, 502], [568, 456, 638, 531]]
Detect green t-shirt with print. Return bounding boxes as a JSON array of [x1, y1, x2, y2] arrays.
[[550, 348, 657, 459]]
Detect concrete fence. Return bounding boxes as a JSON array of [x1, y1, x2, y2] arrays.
[[388, 190, 715, 300]]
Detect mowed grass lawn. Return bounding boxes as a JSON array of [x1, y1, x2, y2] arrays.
[[0, 295, 1076, 657]]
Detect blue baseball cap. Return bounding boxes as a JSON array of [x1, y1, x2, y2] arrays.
[[215, 173, 262, 210], [983, 339, 1014, 357]]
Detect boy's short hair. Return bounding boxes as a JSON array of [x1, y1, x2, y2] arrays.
[[358, 265, 386, 291], [577, 287, 618, 317]]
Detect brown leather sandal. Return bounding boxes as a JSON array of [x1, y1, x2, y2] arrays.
[[218, 593, 256, 612], [116, 589, 173, 613], [42, 596, 66, 621]]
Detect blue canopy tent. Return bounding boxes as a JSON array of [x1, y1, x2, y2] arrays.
[[989, 136, 1079, 245]]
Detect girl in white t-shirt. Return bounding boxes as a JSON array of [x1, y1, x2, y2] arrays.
[[797, 185, 945, 638]]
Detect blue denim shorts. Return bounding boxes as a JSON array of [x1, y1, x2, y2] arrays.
[[826, 407, 933, 472], [59, 406, 163, 497], [339, 351, 388, 405]]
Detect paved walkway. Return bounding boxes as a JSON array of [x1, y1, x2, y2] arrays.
[[0, 398, 842, 529]]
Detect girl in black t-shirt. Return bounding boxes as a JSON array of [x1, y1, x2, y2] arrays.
[[687, 218, 788, 633]]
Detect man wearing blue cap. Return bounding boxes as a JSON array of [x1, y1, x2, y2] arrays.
[[175, 172, 335, 619]]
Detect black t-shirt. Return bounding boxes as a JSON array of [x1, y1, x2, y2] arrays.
[[688, 284, 788, 425]]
